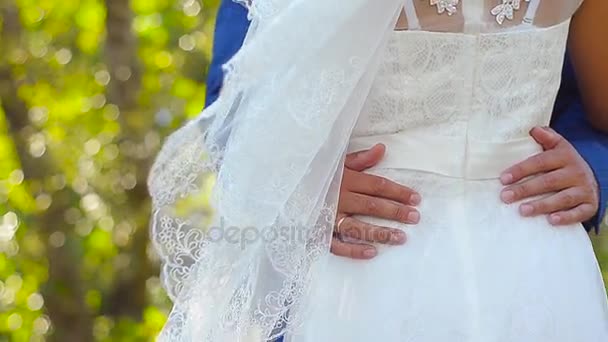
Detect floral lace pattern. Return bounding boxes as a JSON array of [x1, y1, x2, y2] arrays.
[[429, 0, 460, 16], [426, 0, 531, 23], [422, 0, 577, 27], [353, 19, 570, 142], [491, 0, 532, 24]]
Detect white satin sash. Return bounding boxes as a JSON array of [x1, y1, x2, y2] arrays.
[[348, 130, 542, 179]]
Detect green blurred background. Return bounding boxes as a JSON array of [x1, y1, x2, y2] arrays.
[[0, 1, 606, 341]]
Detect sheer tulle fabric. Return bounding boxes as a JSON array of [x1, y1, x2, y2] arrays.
[[147, 1, 404, 340]]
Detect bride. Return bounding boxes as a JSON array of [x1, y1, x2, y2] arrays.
[[148, 0, 608, 341]]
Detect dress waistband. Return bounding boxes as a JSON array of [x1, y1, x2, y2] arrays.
[[347, 131, 542, 180]]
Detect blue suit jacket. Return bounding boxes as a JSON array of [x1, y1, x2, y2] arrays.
[[205, 0, 608, 232]]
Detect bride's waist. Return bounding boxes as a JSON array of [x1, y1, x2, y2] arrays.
[[347, 131, 542, 180]]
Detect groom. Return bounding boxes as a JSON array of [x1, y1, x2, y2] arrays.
[[205, 1, 608, 260]]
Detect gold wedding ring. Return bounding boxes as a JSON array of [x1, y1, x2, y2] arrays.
[[335, 216, 349, 233]]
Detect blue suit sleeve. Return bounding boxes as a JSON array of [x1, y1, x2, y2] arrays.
[[205, 0, 251, 108], [552, 55, 608, 233]]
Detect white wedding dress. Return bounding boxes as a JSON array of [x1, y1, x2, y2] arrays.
[[284, 1, 608, 341], [149, 1, 608, 341]]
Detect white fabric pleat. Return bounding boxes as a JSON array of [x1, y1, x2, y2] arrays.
[[348, 131, 543, 179]]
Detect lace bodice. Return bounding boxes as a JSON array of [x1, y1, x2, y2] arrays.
[[352, 9, 572, 143]]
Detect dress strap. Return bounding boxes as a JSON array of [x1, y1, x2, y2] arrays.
[[463, 0, 484, 33], [403, 0, 421, 30], [522, 0, 542, 25]]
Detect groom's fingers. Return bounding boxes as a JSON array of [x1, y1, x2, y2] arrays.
[[337, 216, 406, 245], [330, 239, 377, 260], [500, 169, 572, 204], [517, 187, 587, 218], [548, 203, 598, 226], [344, 144, 386, 172], [344, 168, 421, 205], [516, 186, 598, 226], [500, 149, 565, 185], [529, 126, 562, 151], [501, 127, 574, 186], [342, 193, 420, 224]]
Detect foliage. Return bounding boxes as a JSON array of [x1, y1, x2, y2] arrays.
[[0, 0, 606, 341], [0, 0, 219, 340]]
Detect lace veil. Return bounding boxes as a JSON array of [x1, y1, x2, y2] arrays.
[[147, 0, 404, 340]]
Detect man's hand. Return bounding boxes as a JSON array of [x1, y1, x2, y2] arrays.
[[331, 144, 421, 260], [500, 127, 599, 225]]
